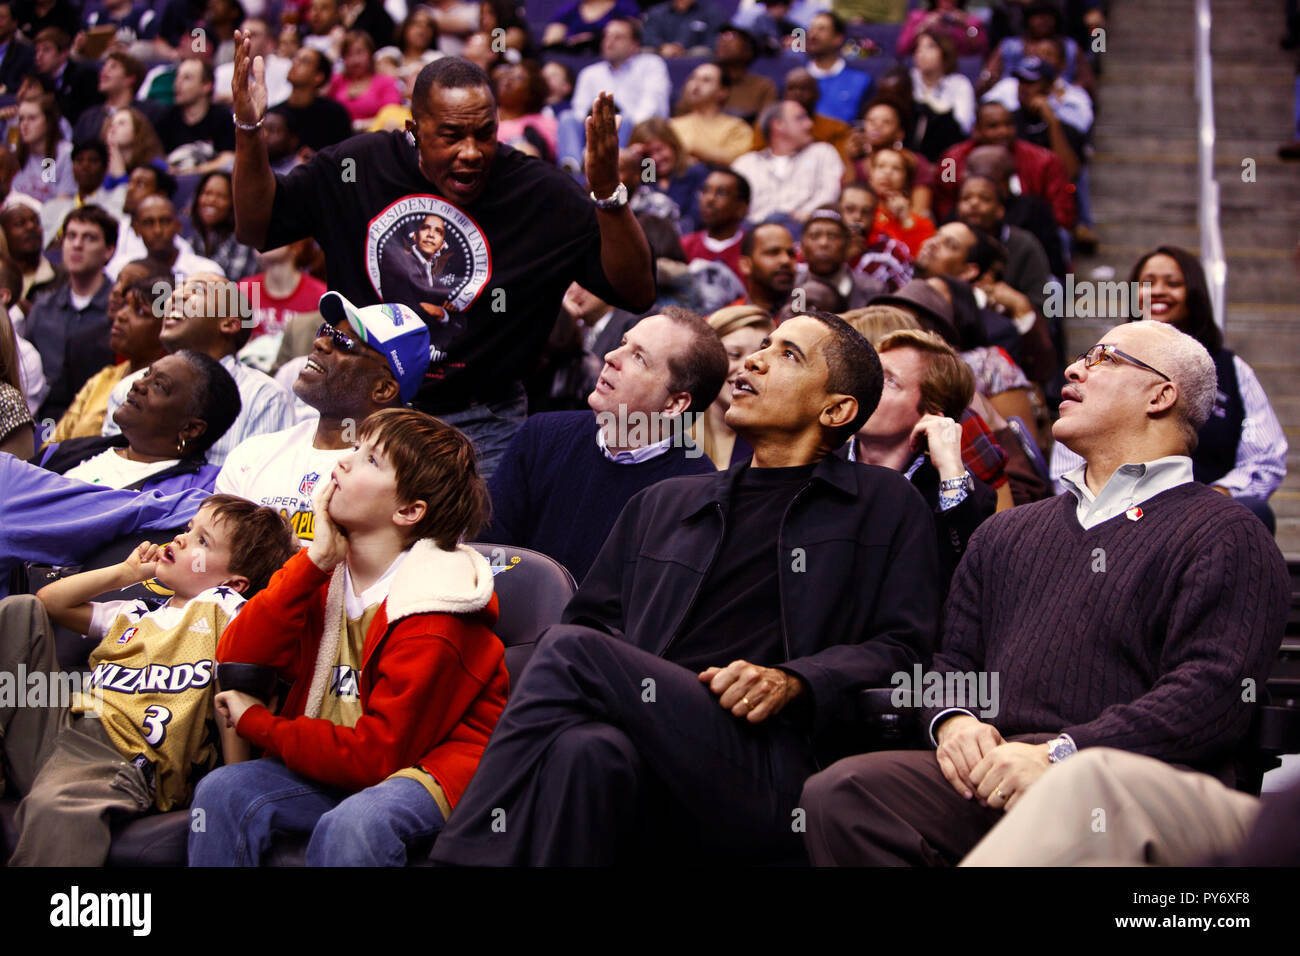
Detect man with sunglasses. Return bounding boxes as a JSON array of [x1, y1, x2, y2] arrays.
[[230, 40, 655, 479], [800, 320, 1290, 866], [215, 292, 431, 547]]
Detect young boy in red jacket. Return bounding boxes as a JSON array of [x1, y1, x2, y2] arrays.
[[188, 407, 508, 866]]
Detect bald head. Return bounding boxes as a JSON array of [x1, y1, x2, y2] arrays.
[[1055, 321, 1215, 463], [134, 194, 180, 260], [160, 271, 251, 357], [783, 67, 819, 115]]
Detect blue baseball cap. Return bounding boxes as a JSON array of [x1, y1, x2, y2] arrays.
[[318, 291, 432, 403], [1013, 55, 1058, 84]]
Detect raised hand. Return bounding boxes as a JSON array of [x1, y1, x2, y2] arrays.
[[584, 91, 622, 199], [232, 28, 268, 127], [122, 541, 163, 582], [910, 413, 965, 481]]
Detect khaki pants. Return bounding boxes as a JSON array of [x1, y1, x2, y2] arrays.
[[1, 595, 153, 866], [960, 748, 1261, 866]]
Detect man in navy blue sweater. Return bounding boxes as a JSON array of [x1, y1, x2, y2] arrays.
[[480, 307, 727, 582]]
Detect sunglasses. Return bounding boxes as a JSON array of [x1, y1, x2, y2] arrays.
[[316, 322, 390, 368], [1075, 344, 1171, 382]]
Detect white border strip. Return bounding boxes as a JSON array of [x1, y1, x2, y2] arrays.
[[1195, 0, 1228, 328]]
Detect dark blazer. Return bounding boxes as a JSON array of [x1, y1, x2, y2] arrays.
[[908, 458, 997, 585], [561, 451, 941, 761], [48, 60, 104, 128], [0, 38, 34, 96], [835, 443, 997, 586], [588, 308, 641, 365]]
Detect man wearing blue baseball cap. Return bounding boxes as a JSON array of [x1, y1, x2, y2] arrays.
[[215, 292, 432, 547]]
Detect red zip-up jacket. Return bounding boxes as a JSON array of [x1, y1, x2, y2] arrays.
[[218, 543, 508, 809], [935, 138, 1077, 230]]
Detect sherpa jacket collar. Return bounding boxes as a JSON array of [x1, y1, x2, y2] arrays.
[[303, 541, 494, 718]]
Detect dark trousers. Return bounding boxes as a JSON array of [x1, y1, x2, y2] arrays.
[[801, 733, 1054, 866], [432, 625, 819, 866]]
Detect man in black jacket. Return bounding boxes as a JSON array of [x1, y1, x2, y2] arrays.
[[0, 2, 33, 96], [33, 27, 101, 125], [432, 311, 942, 866]]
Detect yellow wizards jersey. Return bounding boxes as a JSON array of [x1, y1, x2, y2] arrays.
[[74, 586, 245, 811]]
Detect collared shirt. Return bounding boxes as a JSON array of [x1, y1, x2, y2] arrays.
[[1058, 454, 1194, 530], [595, 423, 675, 464], [24, 278, 112, 406], [106, 229, 216, 280], [731, 143, 844, 223], [806, 57, 846, 80], [795, 264, 883, 311], [984, 76, 1095, 134], [1049, 361, 1287, 502], [571, 54, 671, 125]]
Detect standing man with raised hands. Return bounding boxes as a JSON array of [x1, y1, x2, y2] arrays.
[[229, 32, 656, 478]]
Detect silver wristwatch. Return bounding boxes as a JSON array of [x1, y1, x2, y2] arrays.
[[1047, 734, 1078, 763], [939, 473, 973, 494], [590, 182, 628, 210]]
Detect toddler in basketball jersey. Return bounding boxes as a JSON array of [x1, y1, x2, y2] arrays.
[[0, 495, 295, 865]]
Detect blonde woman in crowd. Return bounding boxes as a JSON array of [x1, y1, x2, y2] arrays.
[[695, 305, 773, 469]]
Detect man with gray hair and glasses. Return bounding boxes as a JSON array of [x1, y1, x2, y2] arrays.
[[800, 320, 1290, 866]]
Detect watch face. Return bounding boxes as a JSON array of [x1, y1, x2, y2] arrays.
[[1050, 738, 1076, 762]]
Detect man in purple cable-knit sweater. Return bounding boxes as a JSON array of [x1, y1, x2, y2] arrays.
[[801, 320, 1290, 866]]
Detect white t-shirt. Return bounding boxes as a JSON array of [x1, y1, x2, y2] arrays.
[[64, 447, 178, 489], [215, 419, 348, 547]]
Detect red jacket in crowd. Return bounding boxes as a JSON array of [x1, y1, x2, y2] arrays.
[[218, 543, 509, 809], [935, 138, 1078, 230]]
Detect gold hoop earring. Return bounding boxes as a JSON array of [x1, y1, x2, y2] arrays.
[[177, 435, 187, 456]]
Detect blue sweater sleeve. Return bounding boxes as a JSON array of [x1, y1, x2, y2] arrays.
[[0, 456, 208, 596], [481, 417, 539, 545]]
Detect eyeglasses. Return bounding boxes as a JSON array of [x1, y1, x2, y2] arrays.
[[315, 322, 390, 368], [1075, 344, 1171, 382]]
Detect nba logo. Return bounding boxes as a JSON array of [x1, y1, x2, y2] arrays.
[[299, 472, 320, 497], [118, 626, 138, 645]]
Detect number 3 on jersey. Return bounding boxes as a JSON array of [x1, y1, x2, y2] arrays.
[[142, 705, 173, 745]]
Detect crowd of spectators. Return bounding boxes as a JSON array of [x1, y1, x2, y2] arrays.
[[0, 0, 1294, 872]]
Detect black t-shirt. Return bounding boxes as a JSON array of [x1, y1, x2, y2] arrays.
[[266, 132, 629, 413], [157, 104, 236, 154], [665, 463, 817, 675], [271, 98, 355, 153]]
